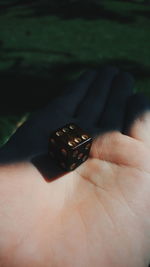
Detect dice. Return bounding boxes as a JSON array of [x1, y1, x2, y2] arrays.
[[48, 123, 92, 171]]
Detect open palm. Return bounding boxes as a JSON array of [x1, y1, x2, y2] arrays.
[[1, 126, 150, 267], [1, 67, 150, 267]]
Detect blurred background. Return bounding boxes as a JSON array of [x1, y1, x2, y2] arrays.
[[0, 0, 150, 146]]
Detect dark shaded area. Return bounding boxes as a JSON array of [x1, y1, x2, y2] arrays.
[[18, 1, 135, 24], [31, 153, 68, 182], [1, 47, 74, 58], [0, 0, 136, 24], [132, 9, 150, 19], [0, 39, 74, 62], [0, 0, 36, 9], [123, 91, 150, 135], [0, 63, 73, 115], [115, 0, 150, 4], [0, 58, 149, 116], [0, 0, 36, 15], [104, 58, 150, 83]]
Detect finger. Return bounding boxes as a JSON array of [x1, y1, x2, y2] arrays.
[[97, 72, 135, 134], [74, 66, 119, 128], [47, 69, 98, 114], [91, 132, 150, 173], [76, 156, 118, 190], [122, 92, 150, 147]]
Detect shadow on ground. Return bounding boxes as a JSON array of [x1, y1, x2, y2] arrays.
[[0, 58, 149, 116], [0, 0, 136, 24]]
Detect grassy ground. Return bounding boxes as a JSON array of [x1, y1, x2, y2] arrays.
[[0, 0, 150, 146]]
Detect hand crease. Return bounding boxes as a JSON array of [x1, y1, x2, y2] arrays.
[[76, 168, 104, 190], [94, 190, 120, 235]]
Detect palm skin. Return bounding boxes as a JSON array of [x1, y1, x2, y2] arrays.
[[0, 67, 150, 267], [1, 126, 150, 267]]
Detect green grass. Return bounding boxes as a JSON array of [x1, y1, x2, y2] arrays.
[[0, 0, 150, 145]]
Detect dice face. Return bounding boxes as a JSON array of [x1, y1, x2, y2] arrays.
[[49, 123, 92, 171]]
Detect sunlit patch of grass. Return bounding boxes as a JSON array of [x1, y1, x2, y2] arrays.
[[0, 113, 29, 146]]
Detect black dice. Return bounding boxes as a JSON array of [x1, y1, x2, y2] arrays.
[[49, 123, 92, 171]]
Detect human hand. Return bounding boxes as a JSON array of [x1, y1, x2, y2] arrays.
[[2, 67, 150, 267]]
